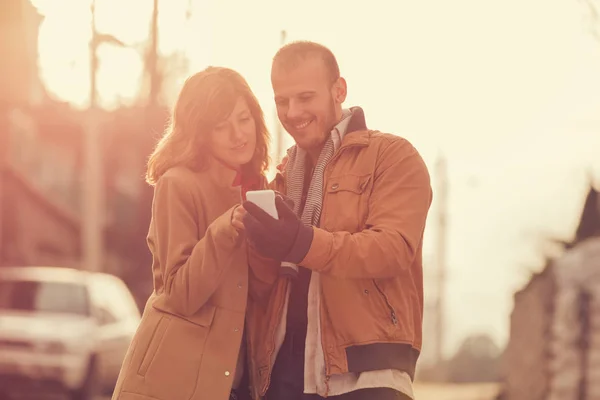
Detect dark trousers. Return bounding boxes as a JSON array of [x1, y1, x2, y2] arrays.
[[267, 383, 410, 400], [230, 362, 252, 400], [266, 332, 410, 400]]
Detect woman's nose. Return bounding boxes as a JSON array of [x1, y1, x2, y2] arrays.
[[231, 123, 245, 142]]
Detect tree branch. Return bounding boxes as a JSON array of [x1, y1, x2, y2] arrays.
[[579, 0, 600, 42]]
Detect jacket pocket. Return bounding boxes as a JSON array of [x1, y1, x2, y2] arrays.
[[115, 392, 163, 400], [372, 280, 398, 326], [154, 302, 216, 328], [326, 174, 371, 195], [142, 315, 210, 399], [122, 307, 213, 400], [323, 173, 372, 232], [138, 316, 169, 376]]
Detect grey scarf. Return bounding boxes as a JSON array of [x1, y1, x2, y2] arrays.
[[280, 116, 347, 276]]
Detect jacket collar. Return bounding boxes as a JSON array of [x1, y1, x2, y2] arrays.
[[346, 106, 367, 134], [340, 106, 370, 148]]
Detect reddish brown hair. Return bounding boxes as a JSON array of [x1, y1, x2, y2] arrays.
[[146, 67, 270, 185]]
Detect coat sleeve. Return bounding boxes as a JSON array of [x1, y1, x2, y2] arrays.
[[299, 138, 433, 279], [148, 172, 241, 317]]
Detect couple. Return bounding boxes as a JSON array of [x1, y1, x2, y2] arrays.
[[111, 41, 432, 400]]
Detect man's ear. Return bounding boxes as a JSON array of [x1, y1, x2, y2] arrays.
[[332, 77, 347, 104]]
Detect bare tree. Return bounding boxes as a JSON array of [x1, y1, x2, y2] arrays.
[[140, 0, 191, 107], [580, 0, 600, 41]]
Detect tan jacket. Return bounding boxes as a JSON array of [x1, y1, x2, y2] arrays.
[[112, 163, 251, 400], [247, 129, 432, 399]]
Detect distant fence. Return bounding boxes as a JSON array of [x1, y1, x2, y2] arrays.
[[502, 264, 555, 400], [502, 238, 600, 400], [549, 238, 600, 400]]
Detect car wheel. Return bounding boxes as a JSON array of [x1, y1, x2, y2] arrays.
[[71, 357, 100, 400]]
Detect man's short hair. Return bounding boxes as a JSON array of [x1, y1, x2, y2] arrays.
[[272, 41, 340, 84]]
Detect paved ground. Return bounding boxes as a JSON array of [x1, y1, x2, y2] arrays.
[[104, 382, 500, 400], [414, 383, 500, 400], [1, 383, 500, 400]]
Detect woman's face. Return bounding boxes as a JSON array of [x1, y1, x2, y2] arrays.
[[210, 97, 257, 168]]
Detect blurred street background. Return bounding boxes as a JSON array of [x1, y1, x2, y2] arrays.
[[2, 0, 600, 399]]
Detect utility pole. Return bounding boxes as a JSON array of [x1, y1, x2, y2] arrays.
[[90, 0, 98, 109], [274, 29, 286, 162], [148, 0, 160, 106], [0, 110, 6, 266], [82, 0, 103, 271], [432, 154, 448, 365]]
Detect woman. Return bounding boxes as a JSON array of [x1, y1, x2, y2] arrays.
[[111, 66, 270, 400]]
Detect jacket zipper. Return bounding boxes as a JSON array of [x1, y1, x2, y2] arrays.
[[321, 294, 332, 398], [373, 280, 398, 325], [307, 141, 369, 399]]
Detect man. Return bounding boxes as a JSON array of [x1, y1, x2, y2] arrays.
[[243, 41, 432, 400]]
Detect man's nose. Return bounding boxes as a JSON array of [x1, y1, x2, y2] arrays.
[[286, 99, 303, 120]]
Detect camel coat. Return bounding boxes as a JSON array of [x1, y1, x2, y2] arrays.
[[112, 163, 251, 400]]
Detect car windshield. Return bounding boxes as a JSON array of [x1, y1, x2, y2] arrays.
[[0, 280, 89, 316]]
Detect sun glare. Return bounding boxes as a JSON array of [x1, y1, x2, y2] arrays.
[[32, 0, 153, 109]]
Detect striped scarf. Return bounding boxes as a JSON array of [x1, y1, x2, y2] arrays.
[[280, 125, 344, 277]]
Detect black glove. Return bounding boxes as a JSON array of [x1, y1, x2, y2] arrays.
[[242, 196, 313, 263], [274, 191, 294, 210]]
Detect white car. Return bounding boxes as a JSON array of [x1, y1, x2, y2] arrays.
[[0, 266, 141, 399]]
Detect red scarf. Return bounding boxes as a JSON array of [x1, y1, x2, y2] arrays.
[[232, 169, 261, 200], [217, 160, 261, 200]]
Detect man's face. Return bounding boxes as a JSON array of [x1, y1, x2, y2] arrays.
[[271, 57, 347, 153]]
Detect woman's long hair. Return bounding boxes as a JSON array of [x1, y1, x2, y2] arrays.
[[146, 67, 270, 185]]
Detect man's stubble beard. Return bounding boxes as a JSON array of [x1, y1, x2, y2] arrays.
[[290, 95, 339, 154]]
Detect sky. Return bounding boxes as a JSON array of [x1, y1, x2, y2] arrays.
[[31, 0, 600, 357]]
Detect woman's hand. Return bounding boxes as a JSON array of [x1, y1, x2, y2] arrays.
[[231, 204, 247, 231]]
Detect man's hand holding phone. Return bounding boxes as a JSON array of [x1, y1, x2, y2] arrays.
[[242, 190, 313, 263]]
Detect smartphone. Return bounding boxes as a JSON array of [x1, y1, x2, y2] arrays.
[[246, 190, 279, 220]]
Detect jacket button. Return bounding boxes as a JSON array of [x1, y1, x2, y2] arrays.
[[237, 283, 243, 289], [234, 328, 240, 332], [331, 183, 339, 190], [225, 371, 230, 377]]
